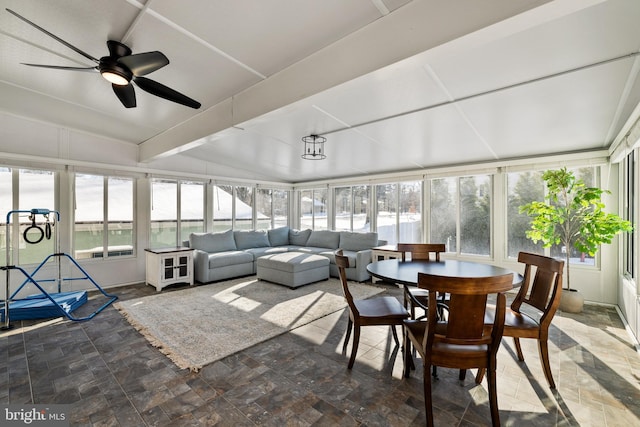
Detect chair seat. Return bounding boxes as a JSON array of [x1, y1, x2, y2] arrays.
[[355, 296, 408, 320], [485, 305, 540, 337]]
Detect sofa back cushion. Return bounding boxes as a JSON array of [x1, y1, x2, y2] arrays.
[[306, 230, 340, 249], [340, 231, 379, 252], [189, 230, 237, 253], [268, 226, 290, 246], [234, 230, 270, 250], [289, 229, 312, 246]]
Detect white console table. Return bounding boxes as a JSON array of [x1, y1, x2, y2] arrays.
[[370, 244, 403, 283], [145, 247, 194, 292]]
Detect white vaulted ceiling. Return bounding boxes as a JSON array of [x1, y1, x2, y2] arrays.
[[0, 0, 639, 183]]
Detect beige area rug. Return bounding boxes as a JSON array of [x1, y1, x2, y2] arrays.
[[115, 277, 385, 371]]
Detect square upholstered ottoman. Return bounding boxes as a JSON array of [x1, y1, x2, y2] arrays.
[[257, 252, 330, 288]]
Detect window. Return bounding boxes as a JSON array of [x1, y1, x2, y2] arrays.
[[506, 166, 599, 266], [0, 168, 11, 264], [375, 181, 421, 244], [334, 187, 352, 231], [506, 171, 544, 258], [180, 181, 204, 241], [376, 184, 398, 244], [353, 185, 370, 231], [213, 185, 264, 230], [399, 181, 422, 242], [334, 185, 370, 232], [548, 166, 597, 265], [234, 186, 253, 230], [459, 175, 491, 255], [0, 169, 56, 265], [430, 175, 491, 256], [299, 189, 327, 230], [74, 174, 134, 259], [150, 179, 204, 249], [213, 185, 233, 231], [19, 169, 55, 264], [624, 152, 635, 278], [150, 179, 177, 249], [430, 177, 456, 252], [256, 188, 289, 230]]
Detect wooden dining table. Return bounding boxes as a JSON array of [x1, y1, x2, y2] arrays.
[[366, 259, 523, 288]]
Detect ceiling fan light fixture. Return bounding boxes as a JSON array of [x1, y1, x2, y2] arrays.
[[101, 70, 129, 85]]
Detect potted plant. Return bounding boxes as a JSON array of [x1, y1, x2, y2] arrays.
[[519, 167, 633, 313]]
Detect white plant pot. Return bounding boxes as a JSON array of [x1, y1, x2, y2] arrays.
[[559, 288, 584, 313]]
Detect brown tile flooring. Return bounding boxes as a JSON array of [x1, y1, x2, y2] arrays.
[[1, 279, 640, 426]]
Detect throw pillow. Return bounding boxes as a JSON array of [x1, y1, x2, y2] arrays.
[[234, 230, 270, 250], [339, 231, 379, 252], [289, 229, 311, 246], [189, 229, 237, 253], [268, 226, 290, 246]]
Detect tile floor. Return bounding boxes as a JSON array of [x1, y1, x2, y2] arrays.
[[1, 279, 640, 426]]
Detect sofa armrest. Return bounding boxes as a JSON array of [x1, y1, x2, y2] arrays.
[[192, 249, 210, 283], [353, 249, 373, 281], [355, 249, 373, 268]]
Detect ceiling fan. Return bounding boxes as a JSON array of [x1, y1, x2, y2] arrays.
[[6, 8, 201, 109]]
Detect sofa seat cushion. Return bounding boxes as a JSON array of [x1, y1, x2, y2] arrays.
[[245, 246, 289, 259], [207, 251, 253, 268]]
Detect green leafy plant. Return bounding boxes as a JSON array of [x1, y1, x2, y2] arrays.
[[519, 167, 633, 290]]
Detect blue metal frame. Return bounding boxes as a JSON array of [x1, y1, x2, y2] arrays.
[[2, 209, 118, 328]]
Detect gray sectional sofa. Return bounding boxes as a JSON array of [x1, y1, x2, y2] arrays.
[[188, 227, 383, 284]]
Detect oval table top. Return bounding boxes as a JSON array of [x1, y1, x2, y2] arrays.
[[366, 259, 523, 288]]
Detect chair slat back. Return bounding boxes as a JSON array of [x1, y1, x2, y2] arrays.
[[513, 252, 564, 314], [419, 272, 513, 349], [397, 243, 446, 262]]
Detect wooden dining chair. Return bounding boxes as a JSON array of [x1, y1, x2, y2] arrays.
[[335, 249, 409, 369], [476, 252, 564, 388], [403, 271, 513, 427], [397, 243, 446, 319]]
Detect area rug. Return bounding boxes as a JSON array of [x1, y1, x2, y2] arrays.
[[114, 277, 385, 371]]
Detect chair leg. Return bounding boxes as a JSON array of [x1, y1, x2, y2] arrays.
[[424, 363, 434, 427], [348, 324, 360, 369], [390, 324, 399, 346], [487, 366, 501, 427], [513, 337, 525, 361], [343, 318, 353, 353], [403, 328, 416, 378], [458, 369, 466, 381], [538, 338, 556, 389], [475, 368, 486, 384]]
